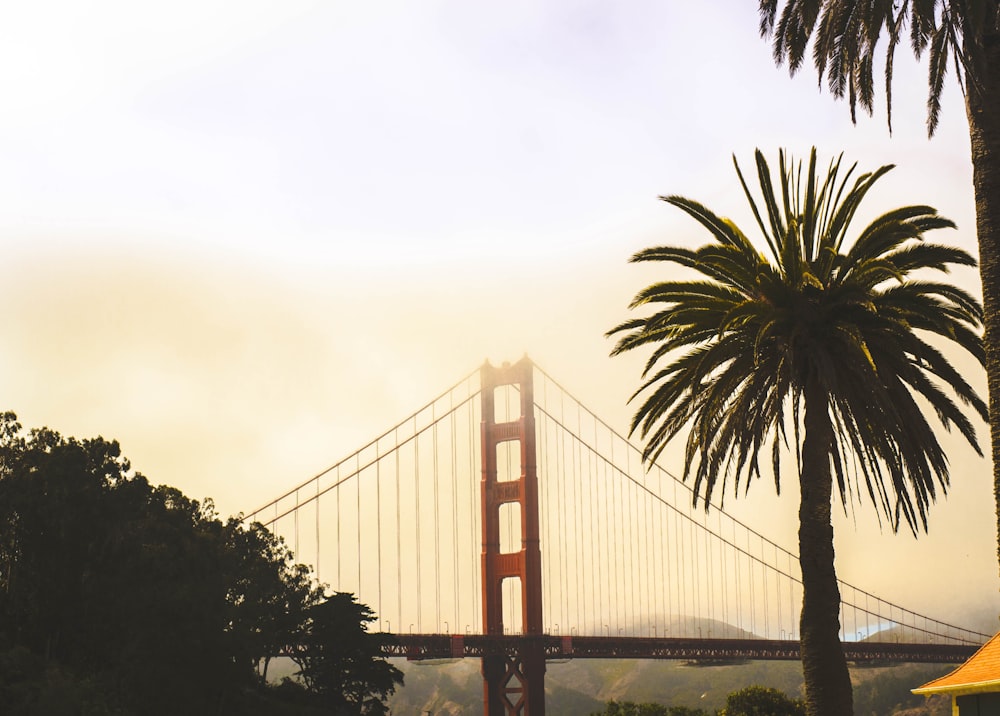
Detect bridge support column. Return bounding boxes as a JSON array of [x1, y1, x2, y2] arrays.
[[480, 357, 545, 716]]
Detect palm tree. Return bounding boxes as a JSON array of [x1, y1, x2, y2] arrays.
[[757, 0, 1000, 581], [608, 148, 986, 716]]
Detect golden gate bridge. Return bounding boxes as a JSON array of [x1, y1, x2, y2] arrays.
[[245, 357, 989, 715]]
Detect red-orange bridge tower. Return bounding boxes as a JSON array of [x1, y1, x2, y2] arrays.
[[480, 358, 545, 715]]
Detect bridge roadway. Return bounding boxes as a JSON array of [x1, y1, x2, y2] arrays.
[[384, 634, 977, 664]]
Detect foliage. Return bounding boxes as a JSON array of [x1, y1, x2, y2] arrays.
[[0, 412, 394, 715], [608, 148, 985, 716], [0, 416, 237, 714], [759, 1, 999, 135], [721, 685, 805, 716], [590, 700, 710, 716], [292, 592, 403, 715], [223, 519, 320, 683], [853, 665, 952, 716], [591, 686, 804, 716], [0, 642, 120, 716]]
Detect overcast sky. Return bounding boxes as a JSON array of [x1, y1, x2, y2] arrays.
[[0, 1, 994, 626]]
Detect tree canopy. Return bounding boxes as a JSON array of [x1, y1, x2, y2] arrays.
[[0, 411, 400, 715], [722, 685, 806, 716], [292, 592, 403, 716]]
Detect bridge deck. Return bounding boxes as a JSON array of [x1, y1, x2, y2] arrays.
[[384, 634, 978, 664]]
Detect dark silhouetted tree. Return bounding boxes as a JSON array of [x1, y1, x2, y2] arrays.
[[722, 685, 806, 716], [0, 412, 379, 715], [292, 591, 403, 716]]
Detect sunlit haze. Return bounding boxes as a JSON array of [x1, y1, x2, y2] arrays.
[[1, 1, 995, 628]]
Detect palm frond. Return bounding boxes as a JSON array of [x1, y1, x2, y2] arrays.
[[761, 0, 987, 137], [656, 197, 755, 252], [610, 147, 985, 535]]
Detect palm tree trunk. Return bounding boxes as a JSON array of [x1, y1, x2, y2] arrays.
[[966, 15, 1000, 583], [799, 375, 853, 716]]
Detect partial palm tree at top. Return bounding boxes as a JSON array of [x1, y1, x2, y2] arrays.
[[608, 148, 986, 716], [759, 1, 997, 136]]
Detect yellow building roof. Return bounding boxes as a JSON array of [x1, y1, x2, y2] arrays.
[[913, 631, 1000, 695]]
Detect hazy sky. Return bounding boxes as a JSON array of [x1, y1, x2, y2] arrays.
[[1, 2, 994, 625]]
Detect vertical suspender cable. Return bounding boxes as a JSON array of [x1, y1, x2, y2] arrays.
[[692, 509, 700, 633], [595, 458, 603, 633], [337, 464, 342, 589], [645, 471, 652, 636], [577, 423, 584, 633], [376, 446, 382, 628], [862, 593, 868, 639], [734, 521, 742, 635], [433, 418, 441, 631], [621, 453, 629, 633], [414, 416, 421, 633], [628, 442, 635, 632], [652, 468, 660, 635], [840, 588, 846, 642], [706, 507, 714, 632], [547, 394, 558, 631], [357, 453, 362, 599], [663, 473, 670, 634], [606, 435, 613, 633], [775, 544, 781, 639], [541, 381, 551, 631], [631, 478, 639, 634], [589, 418, 597, 631], [724, 511, 731, 633], [788, 554, 797, 639], [652, 450, 670, 636], [748, 530, 756, 636], [606, 458, 614, 634], [451, 397, 459, 633], [614, 456, 620, 632], [674, 482, 684, 635], [294, 489, 300, 563], [720, 512, 729, 636], [573, 406, 584, 621], [469, 395, 478, 632], [593, 424, 602, 633], [763, 537, 770, 639], [315, 478, 321, 582], [587, 416, 596, 631], [604, 416, 616, 623], [626, 473, 634, 633], [695, 517, 702, 634], [395, 430, 402, 632], [557, 392, 567, 629]]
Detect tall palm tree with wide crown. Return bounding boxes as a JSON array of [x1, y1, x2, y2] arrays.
[[608, 148, 987, 716]]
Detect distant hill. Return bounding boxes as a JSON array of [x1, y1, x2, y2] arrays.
[[388, 656, 803, 714]]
